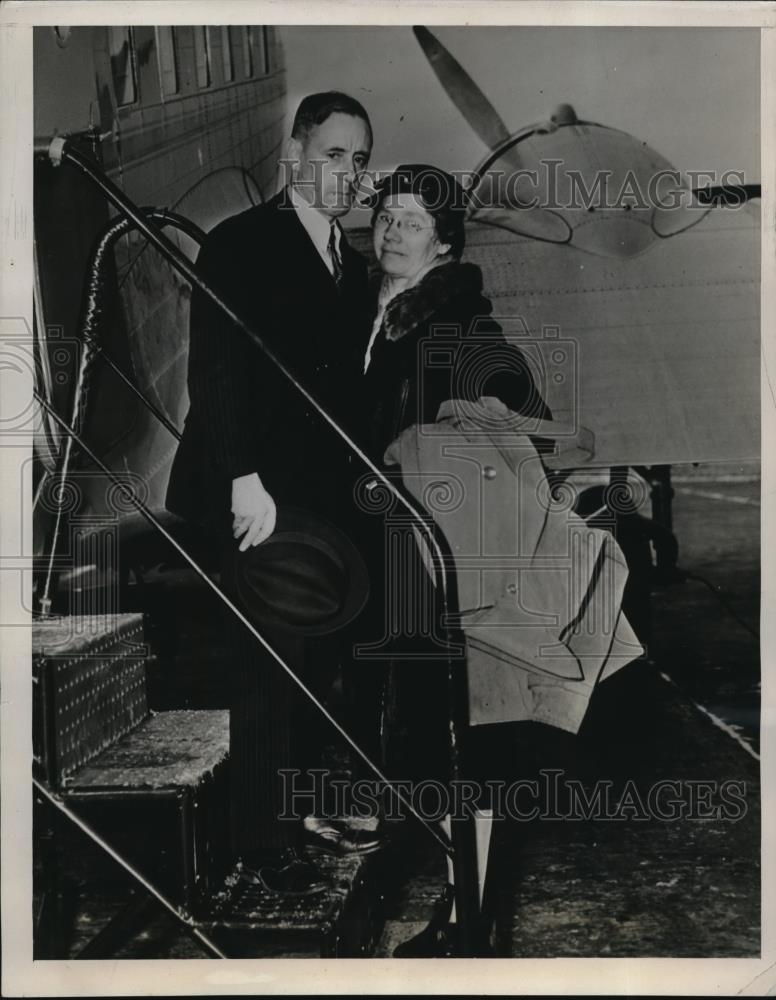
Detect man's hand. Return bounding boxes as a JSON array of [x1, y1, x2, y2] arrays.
[[231, 473, 277, 551]]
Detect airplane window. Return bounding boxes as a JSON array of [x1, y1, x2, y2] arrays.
[[243, 26, 270, 77], [255, 26, 270, 75], [156, 26, 179, 98], [219, 26, 233, 82], [193, 25, 210, 88], [108, 26, 137, 106], [263, 27, 272, 73], [241, 26, 253, 78]]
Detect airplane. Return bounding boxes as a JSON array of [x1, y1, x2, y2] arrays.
[[32, 25, 760, 570], [406, 26, 760, 471], [27, 24, 761, 960]]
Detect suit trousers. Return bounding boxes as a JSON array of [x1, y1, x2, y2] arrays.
[[220, 538, 340, 855]]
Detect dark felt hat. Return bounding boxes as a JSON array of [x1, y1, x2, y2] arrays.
[[365, 163, 466, 209], [365, 163, 468, 257], [224, 507, 370, 637]]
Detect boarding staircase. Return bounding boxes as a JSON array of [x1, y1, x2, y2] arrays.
[[32, 162, 390, 959], [32, 607, 387, 958]]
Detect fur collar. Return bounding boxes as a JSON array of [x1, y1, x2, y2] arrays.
[[379, 261, 486, 342]]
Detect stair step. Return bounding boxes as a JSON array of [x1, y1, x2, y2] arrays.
[[63, 709, 229, 791], [198, 849, 391, 957]]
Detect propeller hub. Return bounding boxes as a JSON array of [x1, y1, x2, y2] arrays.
[[550, 104, 578, 126]]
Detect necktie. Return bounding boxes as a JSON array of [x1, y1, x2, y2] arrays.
[[328, 225, 343, 288]]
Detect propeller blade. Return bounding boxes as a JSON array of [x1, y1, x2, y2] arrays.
[[653, 183, 759, 238], [413, 26, 518, 161], [692, 183, 761, 207]]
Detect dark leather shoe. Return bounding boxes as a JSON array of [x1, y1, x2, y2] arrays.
[[393, 884, 456, 958], [394, 922, 459, 958], [303, 815, 385, 856], [239, 848, 328, 897]]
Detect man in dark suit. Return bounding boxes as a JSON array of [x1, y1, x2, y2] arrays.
[[167, 92, 379, 896]]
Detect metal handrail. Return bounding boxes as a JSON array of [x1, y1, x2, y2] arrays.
[[35, 153, 454, 854], [33, 776, 227, 958], [37, 140, 456, 607], [36, 390, 452, 855], [34, 134, 483, 954], [39, 209, 205, 614]]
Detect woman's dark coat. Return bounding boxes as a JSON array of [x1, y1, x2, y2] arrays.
[[361, 259, 552, 459], [360, 259, 553, 783]]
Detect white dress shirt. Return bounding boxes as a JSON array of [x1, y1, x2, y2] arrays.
[[362, 282, 397, 373], [289, 184, 341, 276]]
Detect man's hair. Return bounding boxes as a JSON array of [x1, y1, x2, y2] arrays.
[[291, 91, 373, 145]]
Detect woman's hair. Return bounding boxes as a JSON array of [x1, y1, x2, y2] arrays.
[[370, 163, 467, 259]]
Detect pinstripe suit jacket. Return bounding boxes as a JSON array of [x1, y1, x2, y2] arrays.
[[166, 189, 371, 528]]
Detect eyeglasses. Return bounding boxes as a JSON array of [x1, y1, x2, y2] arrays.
[[374, 212, 435, 235]]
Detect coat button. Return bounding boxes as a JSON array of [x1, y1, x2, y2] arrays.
[[483, 465, 497, 479]]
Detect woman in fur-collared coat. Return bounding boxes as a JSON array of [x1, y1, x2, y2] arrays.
[[356, 165, 556, 953], [357, 164, 553, 957], [361, 164, 550, 459], [359, 163, 551, 753]]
